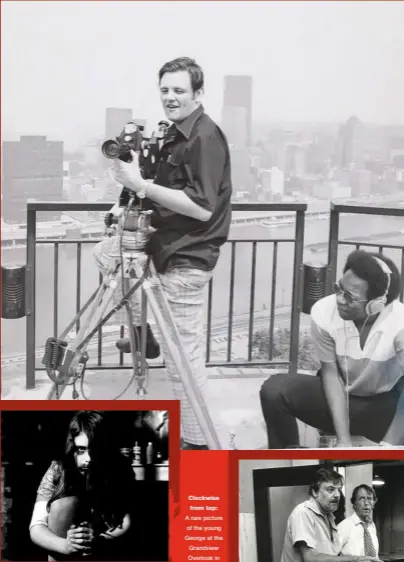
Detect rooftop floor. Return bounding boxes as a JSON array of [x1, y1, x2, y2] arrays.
[[2, 363, 380, 450]]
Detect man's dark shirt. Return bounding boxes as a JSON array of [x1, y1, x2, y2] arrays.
[[143, 104, 232, 274]]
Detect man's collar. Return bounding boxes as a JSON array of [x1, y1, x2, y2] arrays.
[[352, 512, 373, 526], [352, 512, 362, 526], [306, 497, 323, 516], [174, 104, 204, 139], [305, 497, 337, 527]]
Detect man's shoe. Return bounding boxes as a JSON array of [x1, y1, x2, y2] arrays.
[[181, 440, 209, 450], [116, 323, 160, 359]]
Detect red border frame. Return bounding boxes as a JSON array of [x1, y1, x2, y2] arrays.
[[229, 449, 404, 562], [0, 400, 180, 562]]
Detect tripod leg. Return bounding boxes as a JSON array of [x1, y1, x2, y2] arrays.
[[70, 276, 120, 353], [139, 275, 221, 450], [121, 277, 148, 397], [46, 276, 121, 400]]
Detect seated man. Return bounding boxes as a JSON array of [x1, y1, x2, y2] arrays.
[[260, 250, 404, 449]]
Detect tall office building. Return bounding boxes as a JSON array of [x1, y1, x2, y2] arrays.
[[105, 107, 133, 140], [390, 136, 404, 168], [334, 116, 364, 170], [306, 134, 335, 175], [221, 75, 253, 148], [260, 167, 285, 197], [285, 144, 306, 177], [230, 147, 252, 193], [2, 135, 64, 223]]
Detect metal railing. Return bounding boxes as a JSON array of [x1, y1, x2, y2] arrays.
[[327, 201, 404, 299], [25, 201, 307, 389]]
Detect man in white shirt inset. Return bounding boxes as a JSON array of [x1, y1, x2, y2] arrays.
[[338, 485, 379, 558]]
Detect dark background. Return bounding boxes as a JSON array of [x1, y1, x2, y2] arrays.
[[1, 410, 169, 561]]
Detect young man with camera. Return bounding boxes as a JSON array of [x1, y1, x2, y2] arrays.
[[94, 57, 232, 449]]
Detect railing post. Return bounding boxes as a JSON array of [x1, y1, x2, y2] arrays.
[[327, 204, 340, 294], [26, 205, 36, 389], [289, 209, 305, 376]]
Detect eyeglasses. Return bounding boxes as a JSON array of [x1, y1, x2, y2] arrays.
[[333, 282, 368, 306]]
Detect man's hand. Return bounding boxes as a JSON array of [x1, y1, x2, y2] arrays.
[[64, 522, 94, 555], [113, 151, 144, 192], [113, 150, 212, 222]]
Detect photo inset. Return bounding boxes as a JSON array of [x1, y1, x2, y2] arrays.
[[1, 409, 169, 561], [239, 459, 404, 562]]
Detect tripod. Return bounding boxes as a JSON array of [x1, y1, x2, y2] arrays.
[[42, 200, 222, 450]]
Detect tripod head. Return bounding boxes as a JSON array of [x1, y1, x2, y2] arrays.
[[104, 187, 153, 252]]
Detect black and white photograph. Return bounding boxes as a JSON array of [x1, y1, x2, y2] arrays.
[[1, 1, 404, 450], [1, 409, 169, 561], [239, 459, 404, 562]]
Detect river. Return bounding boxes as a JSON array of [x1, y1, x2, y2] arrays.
[[2, 213, 404, 358]]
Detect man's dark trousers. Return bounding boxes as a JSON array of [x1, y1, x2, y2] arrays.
[[259, 371, 403, 449]]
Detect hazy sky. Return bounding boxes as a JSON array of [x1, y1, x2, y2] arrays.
[[2, 1, 404, 148]]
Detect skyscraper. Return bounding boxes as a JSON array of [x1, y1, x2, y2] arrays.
[[221, 75, 253, 148], [2, 135, 64, 223], [334, 116, 364, 170]]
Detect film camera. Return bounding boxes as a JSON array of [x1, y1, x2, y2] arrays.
[[101, 120, 169, 180], [102, 119, 170, 244]]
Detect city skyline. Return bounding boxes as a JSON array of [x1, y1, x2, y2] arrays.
[[2, 1, 404, 149]]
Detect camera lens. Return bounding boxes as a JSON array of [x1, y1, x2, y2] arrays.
[[101, 140, 120, 159]]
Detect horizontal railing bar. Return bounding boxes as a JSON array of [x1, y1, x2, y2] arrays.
[[231, 203, 307, 211], [35, 364, 165, 371], [30, 237, 298, 245], [208, 360, 289, 367], [33, 239, 103, 244], [337, 240, 404, 250], [229, 239, 295, 243], [331, 201, 404, 217], [27, 200, 308, 212], [26, 199, 403, 217], [29, 200, 404, 216], [27, 201, 114, 211], [34, 359, 290, 372]]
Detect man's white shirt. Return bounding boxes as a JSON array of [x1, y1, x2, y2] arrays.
[[337, 512, 379, 556]]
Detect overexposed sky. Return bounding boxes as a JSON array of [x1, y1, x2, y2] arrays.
[[2, 1, 404, 148]]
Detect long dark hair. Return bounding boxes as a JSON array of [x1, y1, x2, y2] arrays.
[[48, 411, 133, 531]]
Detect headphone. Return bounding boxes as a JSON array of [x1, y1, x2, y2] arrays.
[[365, 256, 392, 316]]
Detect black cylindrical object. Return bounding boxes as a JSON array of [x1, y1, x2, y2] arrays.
[[302, 263, 327, 315], [1, 264, 26, 319]]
